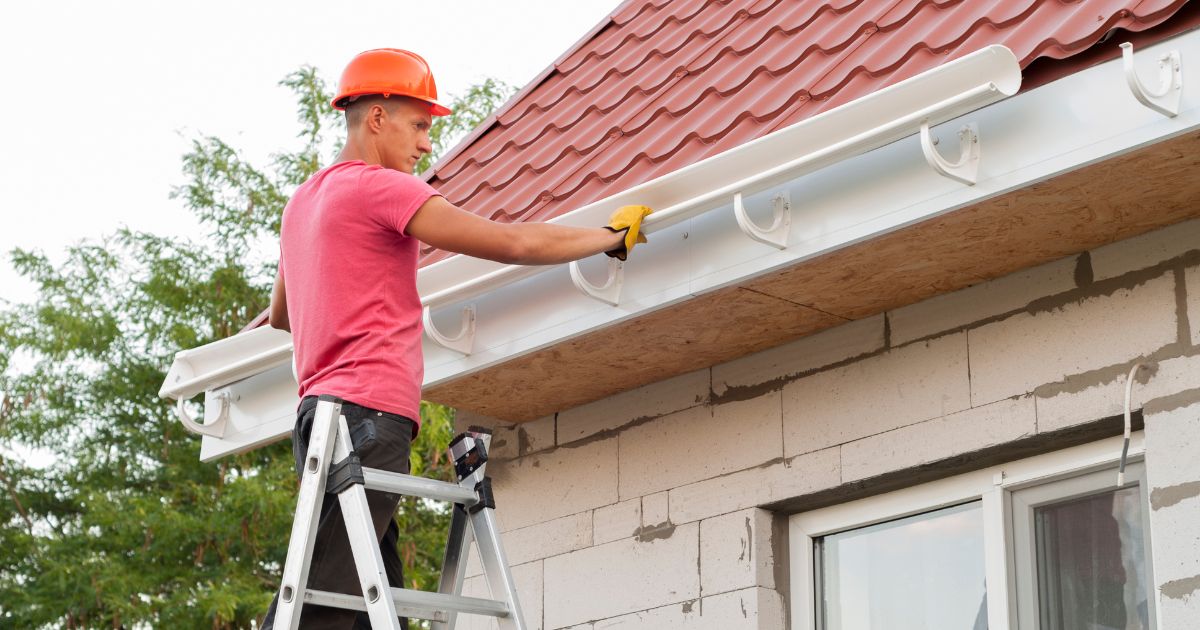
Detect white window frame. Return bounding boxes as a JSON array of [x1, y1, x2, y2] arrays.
[[788, 433, 1153, 630]]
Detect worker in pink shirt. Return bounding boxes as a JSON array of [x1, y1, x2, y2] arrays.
[[262, 48, 651, 629]]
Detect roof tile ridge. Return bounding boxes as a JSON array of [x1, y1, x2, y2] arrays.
[[445, 142, 601, 207], [874, 0, 1026, 33], [506, 8, 737, 128], [623, 54, 833, 139], [434, 79, 671, 181], [811, 5, 1043, 92], [758, 0, 909, 136], [612, 0, 675, 26], [1129, 0, 1192, 22], [515, 0, 787, 214], [588, 89, 808, 184], [1020, 13, 1178, 64], [436, 1, 757, 184], [422, 5, 622, 183], [681, 8, 872, 84], [540, 93, 802, 207], [557, 1, 727, 75]]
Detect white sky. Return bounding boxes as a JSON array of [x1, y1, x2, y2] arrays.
[[0, 0, 619, 304]]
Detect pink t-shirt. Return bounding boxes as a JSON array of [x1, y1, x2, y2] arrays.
[[280, 160, 438, 428]]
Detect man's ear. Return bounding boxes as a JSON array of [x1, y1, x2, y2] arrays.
[[366, 103, 387, 134]]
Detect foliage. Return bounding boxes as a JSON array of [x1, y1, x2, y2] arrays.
[[0, 66, 513, 629]]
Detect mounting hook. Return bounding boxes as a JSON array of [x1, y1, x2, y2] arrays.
[[423, 304, 476, 355], [176, 391, 229, 438], [920, 121, 979, 185], [734, 191, 790, 249], [1121, 42, 1182, 118], [569, 257, 624, 306]]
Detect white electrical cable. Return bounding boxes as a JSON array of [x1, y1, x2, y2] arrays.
[[1119, 362, 1145, 487]]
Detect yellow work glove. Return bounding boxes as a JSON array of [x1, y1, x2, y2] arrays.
[[603, 205, 653, 261]]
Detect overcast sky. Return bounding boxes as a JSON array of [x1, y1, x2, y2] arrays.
[[0, 0, 618, 304]]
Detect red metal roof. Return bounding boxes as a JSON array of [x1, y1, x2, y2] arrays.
[[419, 0, 1193, 268]]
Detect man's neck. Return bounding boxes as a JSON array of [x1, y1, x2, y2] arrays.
[[336, 138, 381, 166]]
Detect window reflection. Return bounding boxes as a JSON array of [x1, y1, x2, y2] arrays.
[[817, 501, 988, 630], [1035, 486, 1150, 630]]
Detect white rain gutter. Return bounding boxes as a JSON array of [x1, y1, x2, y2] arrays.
[[416, 45, 1022, 347], [158, 33, 1199, 459]]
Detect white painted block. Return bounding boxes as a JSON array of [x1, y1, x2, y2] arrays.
[[700, 509, 776, 596], [1157, 578, 1200, 630], [588, 587, 784, 630], [461, 560, 543, 630], [841, 396, 1036, 481], [1035, 353, 1200, 433], [491, 437, 618, 531], [557, 369, 710, 444], [1144, 401, 1200, 579], [969, 273, 1177, 406], [889, 257, 1077, 346], [486, 414, 555, 461], [594, 498, 642, 545], [1089, 218, 1200, 281], [670, 447, 840, 525], [522, 414, 557, 454], [782, 333, 970, 457], [504, 511, 592, 569], [618, 392, 782, 499], [711, 315, 885, 396], [543, 523, 700, 629], [643, 492, 669, 528], [465, 513, 589, 578]]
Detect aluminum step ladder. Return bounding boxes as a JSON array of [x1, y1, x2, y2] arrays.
[[273, 395, 527, 630]]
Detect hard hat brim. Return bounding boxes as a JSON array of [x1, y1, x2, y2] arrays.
[[332, 92, 453, 117]]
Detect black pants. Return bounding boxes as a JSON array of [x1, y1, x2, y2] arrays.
[[262, 396, 414, 630]]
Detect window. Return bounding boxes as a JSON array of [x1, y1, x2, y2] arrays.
[[1012, 461, 1155, 630], [789, 434, 1156, 629], [816, 502, 988, 630]]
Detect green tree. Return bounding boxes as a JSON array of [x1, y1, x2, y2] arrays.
[[0, 68, 513, 629]]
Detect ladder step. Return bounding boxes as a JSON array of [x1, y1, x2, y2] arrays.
[[359, 467, 477, 505], [303, 587, 511, 622]]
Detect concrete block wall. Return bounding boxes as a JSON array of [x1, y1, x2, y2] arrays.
[[454, 218, 1200, 629]]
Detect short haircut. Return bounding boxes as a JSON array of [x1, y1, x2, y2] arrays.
[[344, 95, 423, 127]]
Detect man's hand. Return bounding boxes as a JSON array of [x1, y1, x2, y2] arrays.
[[603, 205, 653, 261]]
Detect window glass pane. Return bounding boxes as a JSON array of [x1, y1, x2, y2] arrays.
[[1034, 485, 1150, 630], [817, 501, 988, 630]]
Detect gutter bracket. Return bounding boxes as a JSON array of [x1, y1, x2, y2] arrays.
[[1121, 42, 1182, 118], [176, 391, 229, 438], [569, 257, 624, 306], [734, 191, 790, 249], [920, 121, 979, 185], [423, 304, 476, 355]]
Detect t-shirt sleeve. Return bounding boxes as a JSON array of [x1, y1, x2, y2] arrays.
[[359, 167, 441, 235]]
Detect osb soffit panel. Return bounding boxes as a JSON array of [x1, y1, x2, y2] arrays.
[[424, 129, 1200, 422]]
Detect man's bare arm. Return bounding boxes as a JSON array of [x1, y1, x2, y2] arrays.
[[269, 267, 290, 332], [405, 196, 625, 265]]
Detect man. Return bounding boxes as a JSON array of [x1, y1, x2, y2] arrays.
[[261, 48, 650, 629]]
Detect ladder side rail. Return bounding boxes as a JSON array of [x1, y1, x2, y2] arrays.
[[463, 438, 528, 630], [274, 398, 342, 630], [333, 415, 405, 629], [431, 505, 474, 630], [469, 506, 528, 630]]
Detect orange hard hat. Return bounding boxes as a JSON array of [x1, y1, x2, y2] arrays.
[[332, 48, 452, 116]]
